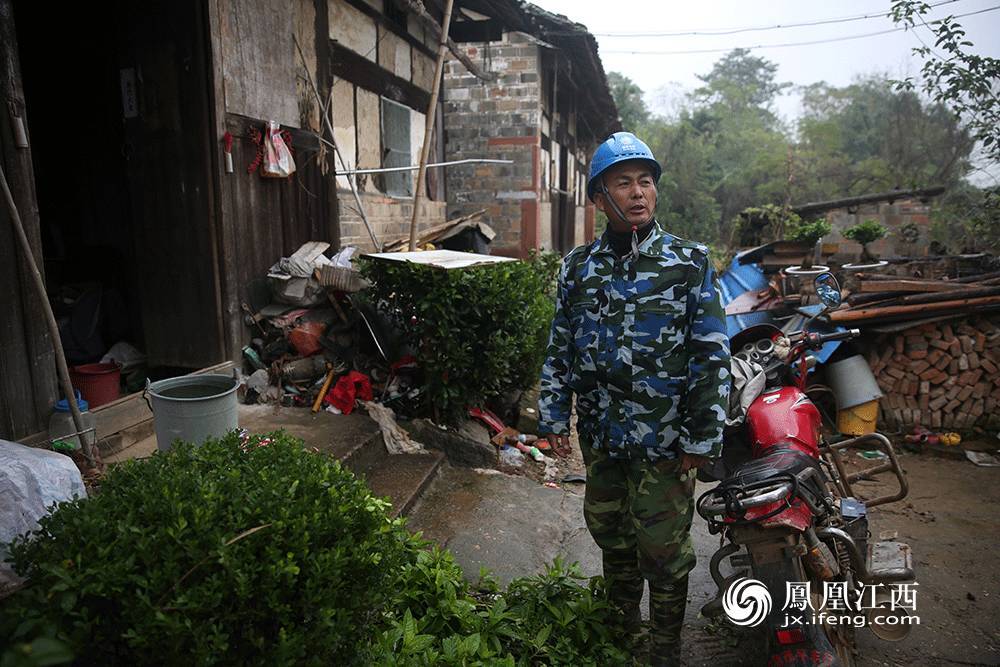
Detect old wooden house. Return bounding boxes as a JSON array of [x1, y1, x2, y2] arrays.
[[0, 0, 618, 441], [442, 3, 619, 256]]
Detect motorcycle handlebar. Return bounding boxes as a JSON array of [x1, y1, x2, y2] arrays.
[[804, 328, 861, 349]]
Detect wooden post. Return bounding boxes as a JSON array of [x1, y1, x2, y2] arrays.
[[408, 0, 455, 252], [0, 161, 96, 464]]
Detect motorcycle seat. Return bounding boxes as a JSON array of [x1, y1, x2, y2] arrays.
[[725, 445, 827, 497]]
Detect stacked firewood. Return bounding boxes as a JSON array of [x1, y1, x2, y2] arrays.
[[867, 315, 1000, 431]]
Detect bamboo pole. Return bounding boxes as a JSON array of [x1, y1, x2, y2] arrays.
[[408, 0, 455, 252], [0, 162, 96, 463]]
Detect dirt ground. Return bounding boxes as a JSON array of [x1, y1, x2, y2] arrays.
[[848, 449, 1000, 666], [484, 416, 1000, 666]]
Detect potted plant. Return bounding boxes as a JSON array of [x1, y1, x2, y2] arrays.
[[842, 219, 888, 269], [784, 217, 832, 274]]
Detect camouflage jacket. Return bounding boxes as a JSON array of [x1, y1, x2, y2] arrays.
[[537, 223, 731, 460]]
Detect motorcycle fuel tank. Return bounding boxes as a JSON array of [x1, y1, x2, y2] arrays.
[[745, 386, 822, 458]]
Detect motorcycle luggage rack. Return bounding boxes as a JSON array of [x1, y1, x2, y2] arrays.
[[822, 432, 909, 508], [697, 465, 834, 531], [696, 473, 799, 527]]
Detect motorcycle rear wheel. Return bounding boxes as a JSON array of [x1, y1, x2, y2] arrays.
[[811, 592, 858, 667]]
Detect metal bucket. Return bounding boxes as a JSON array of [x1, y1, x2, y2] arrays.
[[146, 374, 239, 452], [826, 355, 883, 410]]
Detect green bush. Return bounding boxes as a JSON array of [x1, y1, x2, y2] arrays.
[[784, 218, 832, 245], [1, 432, 412, 665], [2, 433, 632, 666], [842, 219, 887, 246], [368, 551, 633, 666], [360, 251, 561, 422]]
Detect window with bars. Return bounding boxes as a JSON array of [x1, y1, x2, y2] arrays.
[[380, 98, 412, 197]]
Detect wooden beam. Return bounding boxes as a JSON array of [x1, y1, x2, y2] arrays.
[[831, 295, 1000, 323], [330, 42, 431, 112], [315, 0, 340, 250], [342, 0, 437, 60], [858, 280, 975, 293], [397, 0, 498, 82]]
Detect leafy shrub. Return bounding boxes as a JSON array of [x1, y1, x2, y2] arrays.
[[842, 219, 887, 246], [2, 433, 633, 666], [367, 551, 633, 666], [784, 218, 832, 245], [360, 251, 561, 421], [1, 432, 412, 666]]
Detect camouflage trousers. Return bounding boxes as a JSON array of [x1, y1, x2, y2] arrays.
[[581, 436, 696, 665]]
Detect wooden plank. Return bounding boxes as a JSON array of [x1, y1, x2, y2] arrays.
[[124, 1, 224, 368], [218, 0, 299, 126], [0, 0, 58, 440], [858, 280, 973, 293], [831, 296, 1000, 323]]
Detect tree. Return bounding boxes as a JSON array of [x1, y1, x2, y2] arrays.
[[889, 0, 1000, 252], [795, 75, 974, 201], [843, 219, 888, 262], [693, 48, 791, 126], [890, 0, 1000, 163], [607, 71, 650, 131]]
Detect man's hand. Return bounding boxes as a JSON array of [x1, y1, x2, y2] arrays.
[[546, 434, 572, 458], [679, 452, 711, 473]]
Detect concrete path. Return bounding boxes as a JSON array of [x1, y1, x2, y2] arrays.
[[408, 465, 758, 665]]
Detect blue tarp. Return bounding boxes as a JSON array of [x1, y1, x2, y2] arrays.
[[718, 257, 847, 365], [718, 257, 771, 337]]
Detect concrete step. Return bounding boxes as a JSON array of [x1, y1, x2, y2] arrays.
[[358, 450, 446, 518], [105, 403, 444, 517], [240, 404, 444, 516]]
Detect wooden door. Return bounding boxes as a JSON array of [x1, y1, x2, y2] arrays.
[[120, 0, 224, 367]]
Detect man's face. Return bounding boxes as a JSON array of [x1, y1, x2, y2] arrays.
[[594, 160, 657, 231]]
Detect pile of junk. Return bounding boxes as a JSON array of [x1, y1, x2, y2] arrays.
[[240, 241, 418, 416]]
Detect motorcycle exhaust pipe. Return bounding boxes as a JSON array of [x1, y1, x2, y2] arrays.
[[866, 590, 915, 641]]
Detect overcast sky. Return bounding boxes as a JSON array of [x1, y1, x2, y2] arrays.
[[531, 0, 1000, 182]]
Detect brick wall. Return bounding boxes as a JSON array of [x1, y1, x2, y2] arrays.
[[338, 191, 446, 250], [826, 198, 933, 261], [443, 33, 542, 256]]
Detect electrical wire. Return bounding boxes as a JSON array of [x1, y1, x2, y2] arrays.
[[582, 0, 962, 38], [602, 4, 1000, 56]]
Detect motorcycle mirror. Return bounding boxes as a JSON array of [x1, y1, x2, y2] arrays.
[[814, 272, 842, 309]]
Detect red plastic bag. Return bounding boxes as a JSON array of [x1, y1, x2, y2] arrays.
[[262, 120, 296, 178], [324, 371, 373, 415]]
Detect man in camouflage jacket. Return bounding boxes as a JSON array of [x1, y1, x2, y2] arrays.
[[538, 132, 730, 665]]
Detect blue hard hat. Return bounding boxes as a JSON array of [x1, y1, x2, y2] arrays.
[[586, 132, 662, 202]]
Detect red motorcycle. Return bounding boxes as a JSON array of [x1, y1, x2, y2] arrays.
[[697, 273, 914, 667]]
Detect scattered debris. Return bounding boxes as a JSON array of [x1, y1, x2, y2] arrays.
[[965, 450, 1000, 467], [361, 401, 424, 455], [324, 371, 373, 415], [499, 446, 524, 468]]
